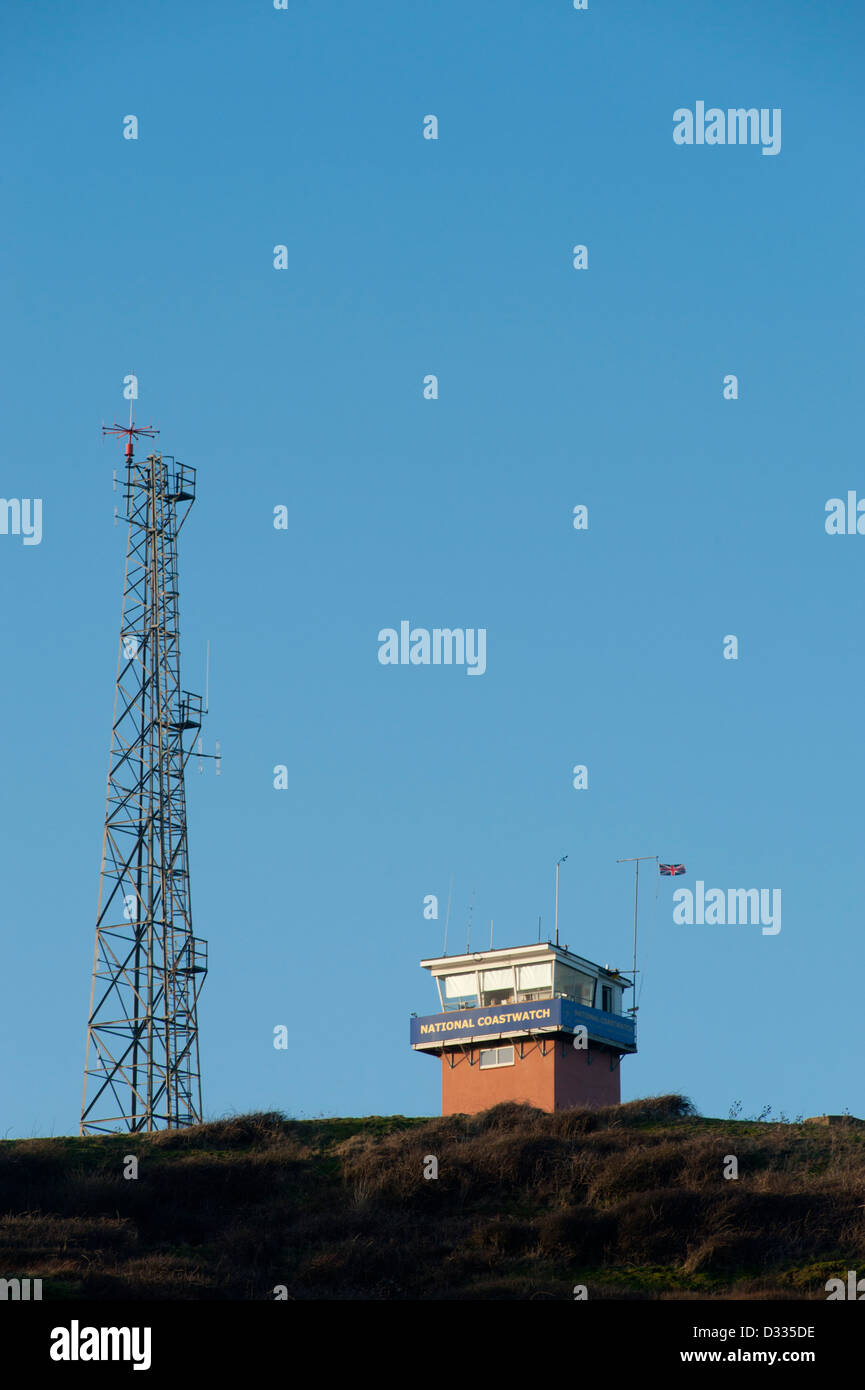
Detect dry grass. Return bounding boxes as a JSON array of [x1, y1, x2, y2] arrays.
[[0, 1096, 863, 1299]]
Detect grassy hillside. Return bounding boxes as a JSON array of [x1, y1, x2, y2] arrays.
[[1, 1095, 863, 1300]]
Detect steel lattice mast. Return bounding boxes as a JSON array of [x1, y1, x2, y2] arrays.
[[81, 419, 208, 1134]]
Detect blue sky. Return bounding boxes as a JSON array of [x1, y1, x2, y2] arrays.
[[0, 0, 863, 1137]]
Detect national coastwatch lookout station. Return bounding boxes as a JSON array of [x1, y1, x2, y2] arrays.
[[410, 943, 636, 1115]]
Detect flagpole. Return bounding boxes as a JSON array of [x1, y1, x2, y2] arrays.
[[616, 855, 658, 1015], [555, 855, 568, 946], [633, 860, 639, 984]]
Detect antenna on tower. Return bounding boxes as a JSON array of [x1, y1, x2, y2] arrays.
[[102, 416, 159, 460], [194, 642, 221, 775]]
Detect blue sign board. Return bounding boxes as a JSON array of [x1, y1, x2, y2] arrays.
[[410, 997, 636, 1051]]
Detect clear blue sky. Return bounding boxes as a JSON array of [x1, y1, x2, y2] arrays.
[[1, 0, 862, 1137]]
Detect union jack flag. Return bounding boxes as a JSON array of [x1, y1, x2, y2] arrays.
[[659, 863, 686, 877]]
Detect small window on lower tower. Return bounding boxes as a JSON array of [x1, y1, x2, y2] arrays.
[[479, 1046, 515, 1068]]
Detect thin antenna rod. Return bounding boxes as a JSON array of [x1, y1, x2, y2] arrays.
[[466, 887, 475, 954], [442, 875, 453, 955], [205, 641, 210, 715], [537, 914, 541, 943], [489, 918, 494, 950]]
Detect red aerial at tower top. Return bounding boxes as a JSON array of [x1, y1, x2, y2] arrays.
[[102, 419, 159, 458]]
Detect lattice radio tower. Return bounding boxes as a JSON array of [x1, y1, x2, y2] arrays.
[[81, 415, 216, 1134]]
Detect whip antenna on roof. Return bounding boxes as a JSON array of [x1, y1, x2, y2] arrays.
[[442, 875, 453, 955]]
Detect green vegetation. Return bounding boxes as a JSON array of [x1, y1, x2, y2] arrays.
[[0, 1096, 863, 1300]]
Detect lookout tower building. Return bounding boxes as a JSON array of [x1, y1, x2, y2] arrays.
[[410, 943, 636, 1115]]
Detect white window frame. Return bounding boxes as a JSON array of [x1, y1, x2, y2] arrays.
[[478, 1045, 515, 1069]]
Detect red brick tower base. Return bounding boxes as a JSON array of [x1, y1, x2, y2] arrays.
[[441, 1037, 622, 1115]]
